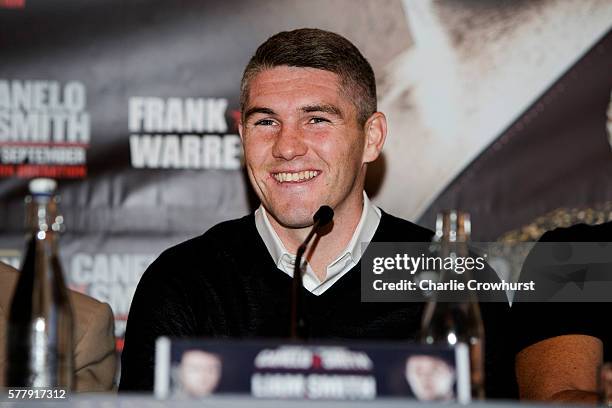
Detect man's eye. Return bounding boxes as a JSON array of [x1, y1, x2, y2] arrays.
[[254, 119, 276, 126], [308, 117, 330, 124]]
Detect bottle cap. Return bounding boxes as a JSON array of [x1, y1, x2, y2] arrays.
[[435, 210, 471, 242], [28, 178, 57, 196]]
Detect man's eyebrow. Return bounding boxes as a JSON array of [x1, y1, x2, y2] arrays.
[[301, 104, 342, 117], [243, 107, 276, 121]]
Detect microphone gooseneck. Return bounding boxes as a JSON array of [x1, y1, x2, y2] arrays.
[[290, 205, 334, 340]]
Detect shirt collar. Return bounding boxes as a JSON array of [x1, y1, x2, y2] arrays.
[[254, 192, 381, 270], [254, 204, 291, 270]]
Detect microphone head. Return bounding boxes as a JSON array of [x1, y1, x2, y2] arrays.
[[313, 205, 334, 227]]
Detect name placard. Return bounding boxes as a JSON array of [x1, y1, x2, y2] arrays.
[[154, 338, 470, 402]]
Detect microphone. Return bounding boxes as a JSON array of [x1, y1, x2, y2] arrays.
[[313, 205, 334, 227], [291, 205, 334, 339]]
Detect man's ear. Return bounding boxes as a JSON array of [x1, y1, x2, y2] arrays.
[[238, 120, 244, 141], [363, 112, 387, 163]]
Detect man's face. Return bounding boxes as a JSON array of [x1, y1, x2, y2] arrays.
[[180, 350, 222, 397], [240, 66, 370, 228], [405, 355, 455, 401]]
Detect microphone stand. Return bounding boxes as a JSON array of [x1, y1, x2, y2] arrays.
[[290, 206, 333, 340]]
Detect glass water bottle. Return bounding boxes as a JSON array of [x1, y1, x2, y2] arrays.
[[5, 178, 74, 389], [420, 210, 485, 401]]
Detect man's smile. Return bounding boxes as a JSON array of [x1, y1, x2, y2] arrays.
[[271, 170, 320, 183]]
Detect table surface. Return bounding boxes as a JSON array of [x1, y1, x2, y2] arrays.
[[0, 394, 567, 408]]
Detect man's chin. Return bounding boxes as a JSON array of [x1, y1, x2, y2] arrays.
[[275, 216, 314, 230], [266, 207, 317, 229]]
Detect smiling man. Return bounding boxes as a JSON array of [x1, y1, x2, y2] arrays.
[[240, 51, 388, 283], [118, 29, 511, 396]]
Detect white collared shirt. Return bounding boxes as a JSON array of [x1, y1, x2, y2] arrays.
[[254, 192, 381, 295]]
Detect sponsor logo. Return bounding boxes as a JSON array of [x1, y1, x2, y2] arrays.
[[0, 80, 90, 178], [128, 97, 242, 170]]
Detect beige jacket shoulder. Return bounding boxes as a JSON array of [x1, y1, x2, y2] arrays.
[[0, 262, 117, 391]]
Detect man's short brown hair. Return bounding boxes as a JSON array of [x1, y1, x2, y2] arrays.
[[240, 28, 377, 126]]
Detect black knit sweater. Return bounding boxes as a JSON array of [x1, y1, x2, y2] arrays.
[[119, 211, 516, 398]]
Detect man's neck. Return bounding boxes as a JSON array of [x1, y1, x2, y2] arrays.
[[267, 195, 365, 281]]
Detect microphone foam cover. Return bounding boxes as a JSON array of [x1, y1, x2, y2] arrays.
[[313, 205, 334, 227]]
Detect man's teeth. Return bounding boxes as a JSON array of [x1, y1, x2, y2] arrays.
[[273, 171, 319, 183]]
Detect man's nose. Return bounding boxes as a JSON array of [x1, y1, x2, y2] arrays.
[[272, 126, 308, 160]]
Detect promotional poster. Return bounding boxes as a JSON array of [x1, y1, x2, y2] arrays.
[[0, 0, 610, 348]]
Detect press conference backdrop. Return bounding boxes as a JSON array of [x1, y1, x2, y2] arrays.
[[0, 0, 611, 346]]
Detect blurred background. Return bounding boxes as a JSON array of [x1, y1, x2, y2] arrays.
[[0, 0, 610, 347]]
